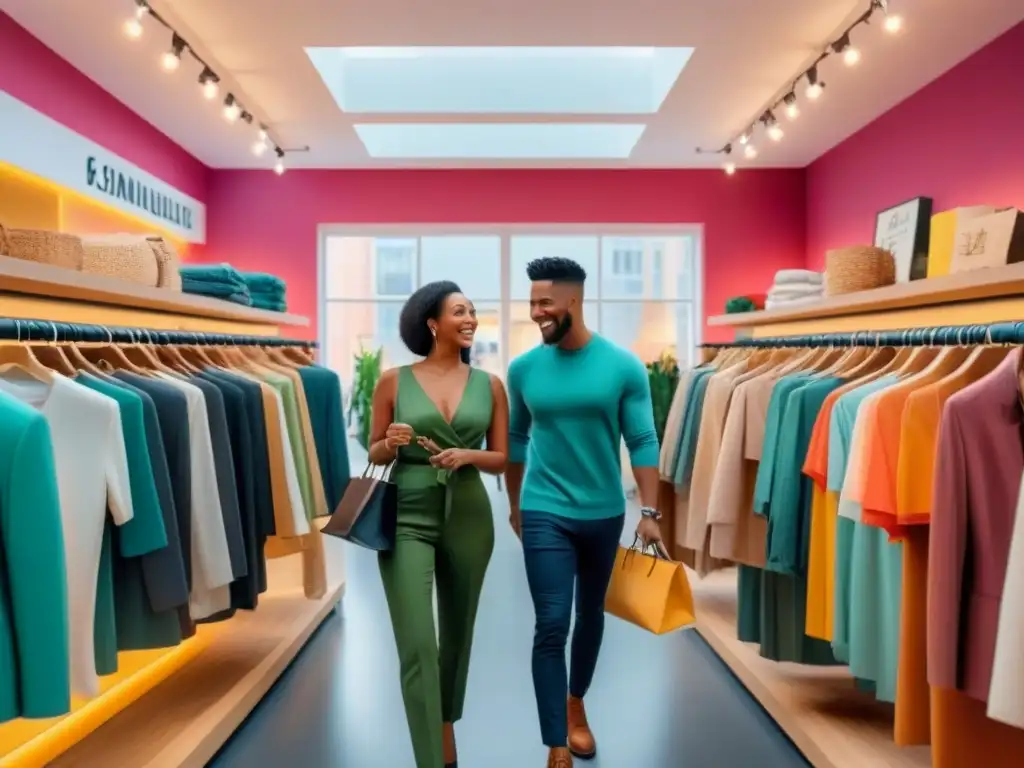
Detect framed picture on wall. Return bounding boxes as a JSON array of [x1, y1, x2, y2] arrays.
[[874, 196, 933, 282]]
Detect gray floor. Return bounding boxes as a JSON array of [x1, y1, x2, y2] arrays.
[[209, 452, 809, 767]]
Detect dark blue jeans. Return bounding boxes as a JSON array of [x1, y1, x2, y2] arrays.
[[521, 510, 625, 747]]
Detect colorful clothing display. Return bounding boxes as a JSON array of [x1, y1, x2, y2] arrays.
[[657, 341, 1024, 765], [0, 350, 350, 725]]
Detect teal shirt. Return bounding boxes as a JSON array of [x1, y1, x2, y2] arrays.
[[508, 334, 659, 520], [753, 374, 809, 516], [673, 368, 713, 486], [0, 392, 71, 722], [75, 375, 171, 675]]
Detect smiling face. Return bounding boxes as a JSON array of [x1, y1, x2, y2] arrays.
[[529, 280, 576, 345], [429, 292, 478, 350]]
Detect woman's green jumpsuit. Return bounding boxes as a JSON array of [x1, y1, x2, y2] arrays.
[[379, 366, 495, 768]]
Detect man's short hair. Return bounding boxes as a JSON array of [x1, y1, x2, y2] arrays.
[[525, 257, 587, 284]]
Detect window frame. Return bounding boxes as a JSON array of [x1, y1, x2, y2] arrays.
[[318, 224, 704, 377]]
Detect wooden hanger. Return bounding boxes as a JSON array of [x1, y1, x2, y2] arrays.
[[0, 321, 54, 383], [26, 322, 77, 377], [79, 326, 150, 375]]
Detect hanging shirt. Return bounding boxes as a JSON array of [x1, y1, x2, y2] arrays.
[[113, 371, 196, 640], [297, 365, 352, 513], [929, 350, 1024, 703], [0, 373, 133, 699], [659, 366, 697, 478], [0, 391, 70, 723], [153, 374, 233, 619]]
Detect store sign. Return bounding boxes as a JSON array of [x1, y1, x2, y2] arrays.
[[0, 89, 205, 243]]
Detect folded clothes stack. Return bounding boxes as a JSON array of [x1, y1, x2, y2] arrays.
[[765, 269, 824, 310], [241, 271, 288, 312], [179, 263, 252, 306]]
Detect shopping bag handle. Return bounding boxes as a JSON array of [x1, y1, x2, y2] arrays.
[[623, 534, 670, 576], [360, 460, 397, 483]]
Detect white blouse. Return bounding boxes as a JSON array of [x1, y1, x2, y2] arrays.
[[0, 372, 133, 697]]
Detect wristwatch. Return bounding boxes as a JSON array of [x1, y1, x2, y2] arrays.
[[640, 506, 662, 521]]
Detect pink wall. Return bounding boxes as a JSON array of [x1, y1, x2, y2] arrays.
[[806, 21, 1024, 270], [205, 168, 806, 342], [0, 12, 207, 203]]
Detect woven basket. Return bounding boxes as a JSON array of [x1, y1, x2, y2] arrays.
[[0, 223, 85, 271], [80, 234, 159, 287], [824, 245, 896, 296], [146, 236, 183, 290]]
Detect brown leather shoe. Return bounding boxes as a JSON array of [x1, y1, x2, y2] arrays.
[[443, 722, 457, 767], [567, 696, 596, 759], [547, 746, 573, 767]]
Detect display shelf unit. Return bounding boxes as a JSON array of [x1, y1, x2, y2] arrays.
[[708, 262, 1024, 335], [0, 294, 343, 768], [691, 280, 1024, 768], [0, 255, 308, 330]]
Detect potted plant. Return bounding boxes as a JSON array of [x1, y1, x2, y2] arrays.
[[646, 350, 680, 445], [348, 346, 383, 450]]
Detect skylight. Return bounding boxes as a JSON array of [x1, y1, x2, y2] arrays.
[[353, 123, 647, 160], [306, 46, 693, 114]]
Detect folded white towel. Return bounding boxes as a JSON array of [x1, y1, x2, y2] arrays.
[[767, 284, 824, 301], [765, 294, 824, 310], [772, 269, 824, 286]]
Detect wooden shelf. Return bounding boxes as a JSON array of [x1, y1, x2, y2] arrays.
[[691, 569, 931, 768], [0, 255, 308, 328], [708, 262, 1024, 328]]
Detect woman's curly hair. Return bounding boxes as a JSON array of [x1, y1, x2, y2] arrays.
[[398, 280, 471, 364]]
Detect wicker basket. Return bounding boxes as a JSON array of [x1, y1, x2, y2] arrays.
[[0, 223, 85, 271], [824, 245, 896, 296], [146, 235, 183, 290], [80, 234, 160, 287]]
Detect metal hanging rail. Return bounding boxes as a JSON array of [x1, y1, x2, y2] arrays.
[[699, 322, 1024, 349], [0, 318, 317, 348]]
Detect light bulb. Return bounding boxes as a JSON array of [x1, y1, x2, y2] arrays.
[[768, 124, 784, 142], [843, 47, 861, 66], [252, 140, 268, 157], [785, 103, 799, 120], [258, 128, 268, 143], [223, 102, 241, 122], [723, 162, 736, 175], [161, 51, 181, 72], [744, 144, 757, 160], [202, 80, 219, 100], [806, 82, 824, 100], [884, 14, 903, 33], [739, 132, 750, 145], [123, 17, 143, 39], [274, 160, 286, 175]]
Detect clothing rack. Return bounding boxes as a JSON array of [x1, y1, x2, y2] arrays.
[[699, 321, 1024, 349], [0, 317, 317, 348]]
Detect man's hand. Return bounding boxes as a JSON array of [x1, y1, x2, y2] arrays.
[[636, 516, 663, 548], [509, 506, 522, 539]]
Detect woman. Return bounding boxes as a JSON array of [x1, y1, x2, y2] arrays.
[[368, 280, 509, 768]]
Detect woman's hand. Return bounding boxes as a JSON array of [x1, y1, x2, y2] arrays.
[[384, 423, 414, 450], [430, 448, 471, 470]]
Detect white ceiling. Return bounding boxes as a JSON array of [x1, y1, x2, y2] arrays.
[[2, 0, 1021, 169]]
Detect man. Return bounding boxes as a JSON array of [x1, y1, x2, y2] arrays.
[[505, 256, 663, 768]]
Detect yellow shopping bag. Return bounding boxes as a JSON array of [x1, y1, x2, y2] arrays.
[[604, 541, 696, 635]]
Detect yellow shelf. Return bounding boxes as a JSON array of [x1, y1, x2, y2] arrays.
[[0, 255, 308, 328], [709, 262, 1024, 329]]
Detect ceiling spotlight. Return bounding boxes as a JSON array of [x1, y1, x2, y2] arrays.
[[258, 126, 269, 143], [123, 1, 147, 39], [252, 140, 268, 157], [739, 131, 751, 145], [805, 66, 825, 100], [783, 93, 800, 120], [199, 69, 219, 99], [161, 34, 185, 72], [768, 124, 784, 142], [844, 46, 861, 66], [724, 162, 736, 175], [274, 148, 286, 175], [223, 95, 241, 122], [744, 144, 757, 160], [884, 14, 903, 33]]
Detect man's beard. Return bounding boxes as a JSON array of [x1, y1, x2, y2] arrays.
[[541, 313, 573, 345]]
